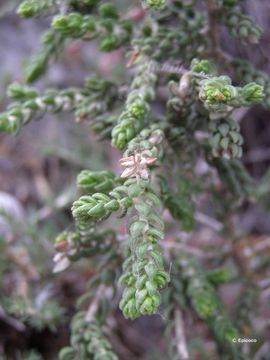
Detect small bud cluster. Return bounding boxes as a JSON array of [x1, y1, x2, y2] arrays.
[[240, 82, 265, 104], [233, 59, 270, 109], [198, 75, 264, 113], [199, 76, 238, 111], [191, 58, 211, 74], [197, 75, 264, 116]]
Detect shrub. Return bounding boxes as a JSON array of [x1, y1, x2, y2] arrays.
[[1, 0, 269, 359]]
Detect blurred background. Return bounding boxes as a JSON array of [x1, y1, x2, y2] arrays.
[[0, 0, 270, 359]]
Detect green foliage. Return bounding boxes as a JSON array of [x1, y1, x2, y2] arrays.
[[112, 58, 158, 149], [208, 118, 243, 158], [0, 77, 120, 134], [233, 58, 270, 108], [59, 313, 118, 360], [206, 267, 235, 285], [77, 170, 121, 194], [220, 5, 263, 44], [198, 75, 264, 112], [211, 157, 255, 198], [52, 8, 132, 51], [0, 83, 81, 133], [13, 351, 43, 360], [233, 282, 258, 332], [1, 296, 65, 331], [72, 185, 132, 222], [159, 175, 196, 231], [17, 0, 57, 17], [24, 30, 64, 83], [142, 0, 167, 10], [119, 182, 169, 319], [171, 253, 243, 359]]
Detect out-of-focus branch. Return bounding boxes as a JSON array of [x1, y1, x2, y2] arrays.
[[0, 305, 26, 332], [195, 211, 223, 231], [85, 284, 107, 321], [175, 309, 189, 360], [206, 0, 219, 56]]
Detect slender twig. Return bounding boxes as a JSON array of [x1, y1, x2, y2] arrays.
[[258, 278, 270, 289], [253, 237, 270, 252], [261, 287, 270, 299], [255, 342, 270, 360], [244, 148, 270, 163], [0, 305, 26, 332], [205, 0, 235, 65], [162, 240, 232, 260], [175, 309, 189, 360], [59, 0, 68, 15], [85, 284, 106, 321], [162, 242, 205, 258], [195, 211, 223, 231]]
